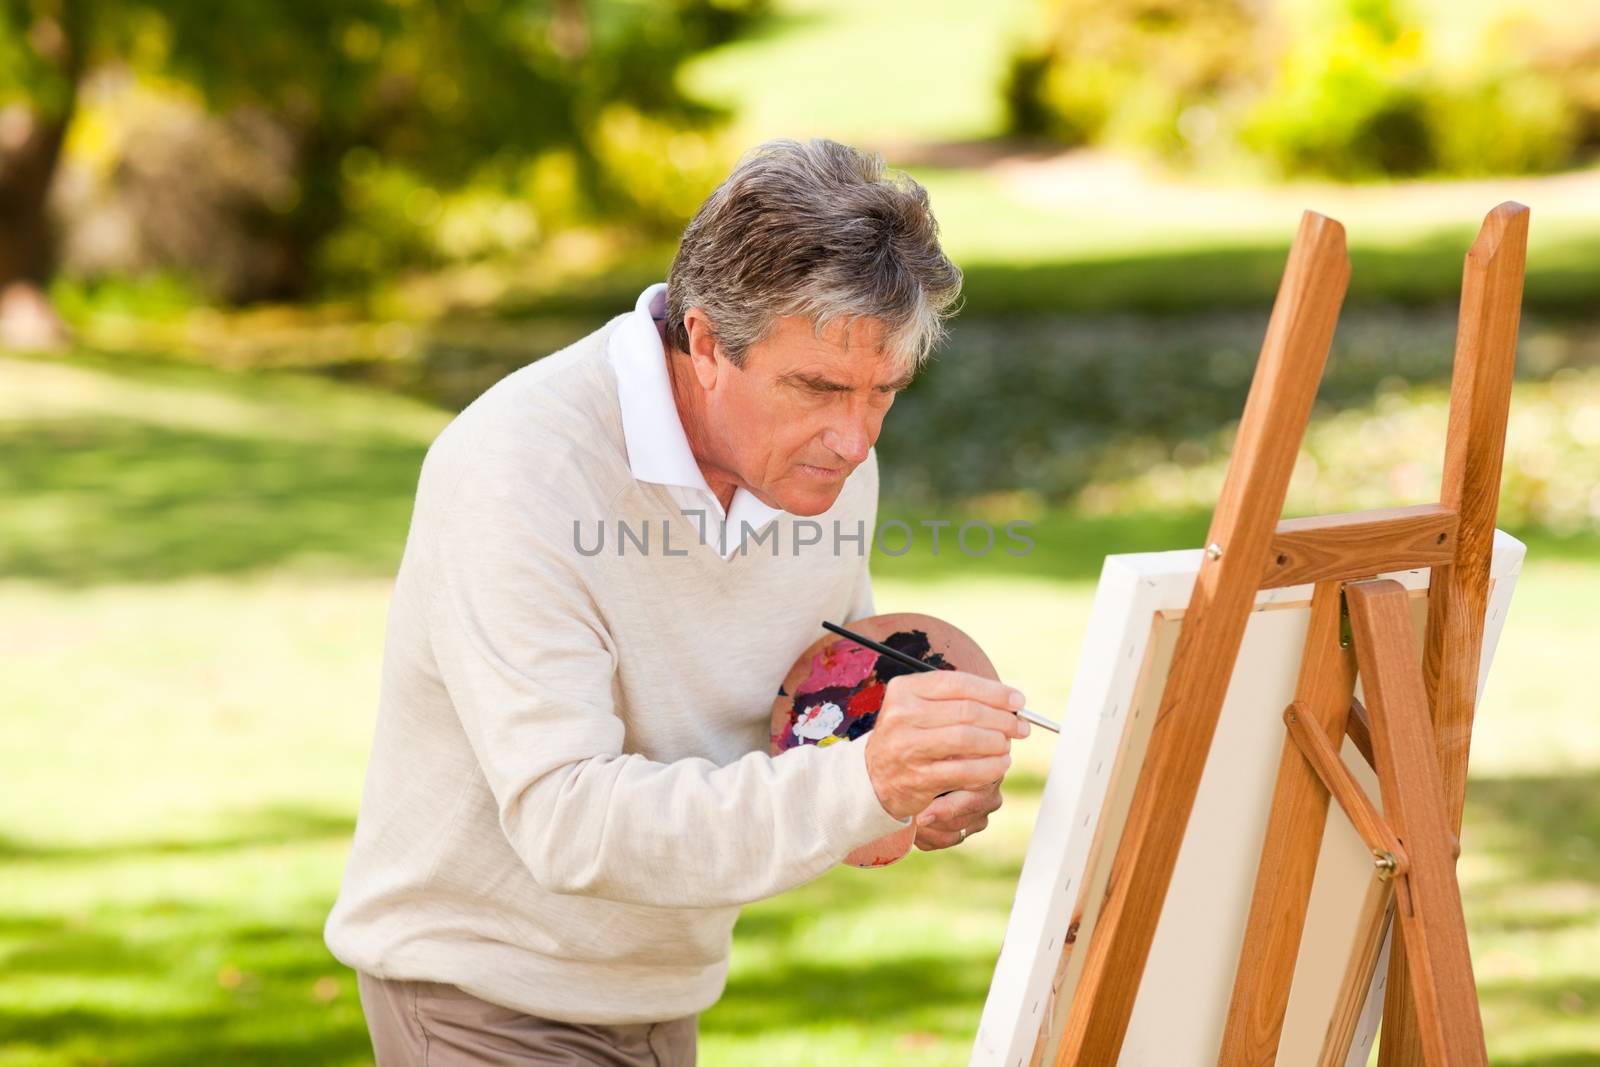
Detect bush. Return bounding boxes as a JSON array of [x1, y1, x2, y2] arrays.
[[1242, 0, 1438, 178], [1003, 0, 1267, 165], [1006, 0, 1600, 178]]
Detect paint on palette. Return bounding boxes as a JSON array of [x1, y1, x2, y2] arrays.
[[773, 629, 952, 753]]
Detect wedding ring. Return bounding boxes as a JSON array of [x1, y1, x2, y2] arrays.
[[958, 827, 968, 842]]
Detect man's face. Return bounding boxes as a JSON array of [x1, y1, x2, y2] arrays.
[[682, 311, 911, 517]]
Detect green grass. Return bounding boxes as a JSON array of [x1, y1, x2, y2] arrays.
[[1, 348, 1596, 1065], [0, 352, 444, 585]]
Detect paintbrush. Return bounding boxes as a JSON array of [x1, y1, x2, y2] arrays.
[[821, 621, 1061, 734]]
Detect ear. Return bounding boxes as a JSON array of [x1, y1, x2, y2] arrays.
[[681, 307, 722, 390]]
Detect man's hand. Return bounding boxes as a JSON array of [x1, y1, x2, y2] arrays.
[[913, 782, 1003, 850], [863, 670, 1028, 822]]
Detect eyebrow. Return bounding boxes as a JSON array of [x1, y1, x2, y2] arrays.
[[779, 370, 916, 393]]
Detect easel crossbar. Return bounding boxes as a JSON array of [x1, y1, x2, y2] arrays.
[[1262, 504, 1459, 589], [1282, 702, 1408, 881]]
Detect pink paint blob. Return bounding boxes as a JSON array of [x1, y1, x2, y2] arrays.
[[796, 640, 878, 694]]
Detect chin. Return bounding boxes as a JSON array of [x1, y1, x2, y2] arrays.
[[774, 482, 846, 517]]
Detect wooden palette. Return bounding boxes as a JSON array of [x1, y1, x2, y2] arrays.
[[770, 612, 999, 868]]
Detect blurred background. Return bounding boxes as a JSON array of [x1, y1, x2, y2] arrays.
[[2, 0, 1597, 1063]]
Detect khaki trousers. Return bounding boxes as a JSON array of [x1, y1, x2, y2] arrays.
[[357, 973, 698, 1067]]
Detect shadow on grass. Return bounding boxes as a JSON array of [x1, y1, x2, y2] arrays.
[[0, 773, 1592, 1064], [0, 804, 354, 864], [704, 953, 994, 1040], [1468, 772, 1600, 887], [482, 225, 1600, 324], [0, 805, 370, 1065], [0, 908, 372, 1067], [0, 416, 425, 586], [958, 229, 1600, 319]]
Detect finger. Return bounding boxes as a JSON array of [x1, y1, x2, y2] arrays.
[[918, 786, 1001, 827], [920, 799, 993, 833], [920, 810, 975, 833], [901, 669, 1025, 711], [916, 789, 978, 827], [911, 698, 1029, 738], [915, 826, 963, 851], [913, 723, 1012, 760], [916, 815, 989, 850], [924, 753, 1013, 795]]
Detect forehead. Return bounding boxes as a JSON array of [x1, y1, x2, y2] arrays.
[[749, 314, 903, 384]]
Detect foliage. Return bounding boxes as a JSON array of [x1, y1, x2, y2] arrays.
[[1006, 0, 1600, 177], [0, 0, 766, 302], [1001, 0, 1267, 160], [1420, 15, 1600, 177], [1241, 0, 1437, 178]]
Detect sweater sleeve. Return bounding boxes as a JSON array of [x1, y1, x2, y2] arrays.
[[421, 447, 909, 910]]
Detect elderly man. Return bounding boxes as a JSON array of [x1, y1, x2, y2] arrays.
[[325, 138, 1029, 1065]]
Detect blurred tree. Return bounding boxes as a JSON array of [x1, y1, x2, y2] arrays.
[[1243, 0, 1437, 178], [0, 0, 84, 348], [1002, 0, 1269, 164], [0, 0, 762, 342]]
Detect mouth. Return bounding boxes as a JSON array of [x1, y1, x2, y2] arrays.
[[795, 463, 845, 479]]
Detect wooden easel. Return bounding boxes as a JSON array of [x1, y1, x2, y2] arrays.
[[1046, 202, 1529, 1065]]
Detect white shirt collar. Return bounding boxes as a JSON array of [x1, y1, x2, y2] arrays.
[[607, 283, 784, 537]]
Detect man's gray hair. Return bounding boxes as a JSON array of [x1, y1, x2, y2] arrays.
[[665, 138, 962, 374]]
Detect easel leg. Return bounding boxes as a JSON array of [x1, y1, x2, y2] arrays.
[[1388, 202, 1530, 1067], [1378, 933, 1426, 1066], [1346, 580, 1487, 1066]]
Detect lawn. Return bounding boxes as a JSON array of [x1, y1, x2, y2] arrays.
[[1, 349, 1595, 1066]]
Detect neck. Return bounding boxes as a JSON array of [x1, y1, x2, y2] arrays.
[[665, 342, 739, 513]]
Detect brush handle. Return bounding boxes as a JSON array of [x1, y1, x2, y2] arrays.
[[821, 620, 1061, 734], [1017, 707, 1061, 734]]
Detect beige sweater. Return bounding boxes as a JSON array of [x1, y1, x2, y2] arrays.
[[323, 315, 910, 1024]]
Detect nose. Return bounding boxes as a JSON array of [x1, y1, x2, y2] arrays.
[[820, 413, 873, 466]]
